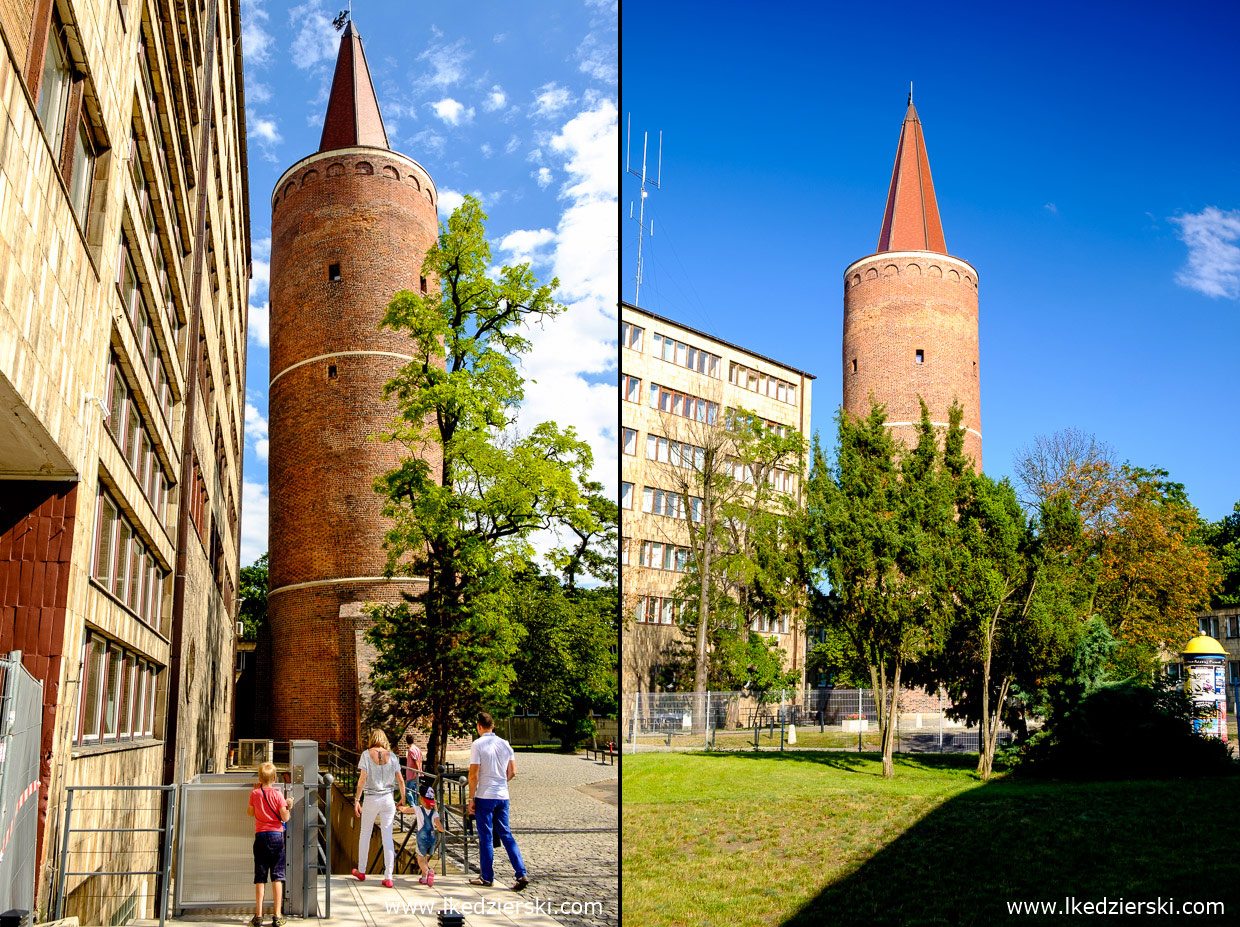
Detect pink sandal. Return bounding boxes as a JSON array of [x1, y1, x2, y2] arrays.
[[351, 868, 366, 881]]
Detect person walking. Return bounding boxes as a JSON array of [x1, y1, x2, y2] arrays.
[[467, 712, 529, 891], [352, 729, 403, 887], [404, 734, 423, 805]]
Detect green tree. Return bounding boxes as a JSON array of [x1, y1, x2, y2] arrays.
[[803, 400, 958, 779], [653, 405, 805, 696], [238, 552, 269, 642], [507, 568, 617, 750], [1201, 501, 1240, 608], [366, 195, 601, 767]]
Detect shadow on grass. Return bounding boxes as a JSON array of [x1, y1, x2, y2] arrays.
[[695, 749, 981, 777], [780, 773, 1240, 927]]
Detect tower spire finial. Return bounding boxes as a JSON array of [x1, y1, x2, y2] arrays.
[[908, 81, 913, 106], [877, 97, 946, 253], [319, 13, 389, 151]]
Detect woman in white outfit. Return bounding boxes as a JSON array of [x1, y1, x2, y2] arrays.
[[352, 729, 405, 886]]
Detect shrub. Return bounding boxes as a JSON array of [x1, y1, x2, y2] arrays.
[[1013, 677, 1235, 779]]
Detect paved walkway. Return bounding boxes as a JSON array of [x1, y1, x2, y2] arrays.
[[145, 752, 617, 927], [447, 750, 618, 927]]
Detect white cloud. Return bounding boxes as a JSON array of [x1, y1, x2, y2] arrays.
[[240, 480, 269, 566], [534, 166, 552, 188], [499, 227, 555, 266], [1043, 202, 1058, 215], [480, 143, 493, 158], [245, 401, 269, 449], [530, 82, 575, 119], [493, 33, 506, 43], [438, 189, 466, 214], [242, 0, 275, 67], [248, 81, 273, 104], [430, 98, 474, 126], [514, 98, 618, 504], [288, 0, 339, 70], [410, 127, 447, 157], [504, 135, 521, 154], [575, 31, 616, 84], [248, 301, 270, 347], [484, 86, 507, 112], [248, 115, 282, 162], [416, 36, 470, 89], [1170, 207, 1240, 299]]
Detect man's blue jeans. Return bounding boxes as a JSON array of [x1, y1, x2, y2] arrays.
[[474, 798, 526, 883]]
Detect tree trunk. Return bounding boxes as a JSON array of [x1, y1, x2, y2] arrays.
[[881, 663, 901, 779], [693, 495, 714, 696], [976, 606, 998, 777], [979, 676, 1011, 781]]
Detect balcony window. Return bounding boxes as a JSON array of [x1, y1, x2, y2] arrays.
[[36, 23, 72, 154], [68, 119, 97, 224]]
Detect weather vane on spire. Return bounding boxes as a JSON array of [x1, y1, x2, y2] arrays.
[[332, 1, 351, 31], [909, 81, 913, 105]]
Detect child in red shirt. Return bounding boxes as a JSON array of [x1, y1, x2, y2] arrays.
[[247, 762, 294, 927]]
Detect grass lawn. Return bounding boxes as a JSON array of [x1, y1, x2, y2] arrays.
[[622, 751, 1240, 926]]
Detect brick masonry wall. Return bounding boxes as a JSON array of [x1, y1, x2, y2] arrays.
[[267, 147, 442, 749], [843, 252, 982, 470], [0, 479, 75, 869]]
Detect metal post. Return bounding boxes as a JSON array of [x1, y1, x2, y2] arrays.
[[54, 787, 74, 920], [160, 786, 176, 927], [630, 694, 638, 755], [858, 688, 863, 752], [324, 775, 332, 919], [938, 690, 944, 753], [704, 691, 710, 751], [302, 783, 312, 916]]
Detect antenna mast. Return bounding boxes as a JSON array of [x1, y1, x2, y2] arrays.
[[626, 114, 662, 306]]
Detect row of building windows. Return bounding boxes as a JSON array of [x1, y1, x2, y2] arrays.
[[620, 483, 705, 523], [1199, 615, 1240, 639], [645, 433, 704, 470], [77, 629, 160, 746], [622, 321, 644, 351], [36, 13, 98, 228], [118, 239, 175, 427], [649, 383, 720, 425], [106, 353, 173, 524], [633, 595, 684, 625], [651, 332, 722, 378], [636, 539, 692, 573], [729, 362, 797, 405], [93, 489, 168, 629]]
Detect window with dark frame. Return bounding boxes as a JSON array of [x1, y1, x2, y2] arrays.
[[327, 364, 338, 379], [915, 349, 924, 364], [75, 629, 161, 746], [420, 275, 428, 293], [329, 263, 341, 280]]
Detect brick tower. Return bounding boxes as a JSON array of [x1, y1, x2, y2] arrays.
[[267, 21, 441, 745], [842, 96, 982, 469]]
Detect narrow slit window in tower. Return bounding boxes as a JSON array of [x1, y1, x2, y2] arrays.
[[915, 349, 924, 365], [329, 263, 341, 281], [420, 275, 428, 294], [851, 358, 857, 373], [973, 360, 978, 377], [327, 364, 337, 379]]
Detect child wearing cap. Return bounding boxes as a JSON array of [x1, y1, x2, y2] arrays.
[[412, 784, 443, 886]]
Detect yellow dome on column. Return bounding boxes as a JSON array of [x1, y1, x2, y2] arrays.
[[1183, 634, 1227, 656]]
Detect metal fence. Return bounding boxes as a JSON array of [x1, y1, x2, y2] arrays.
[[0, 651, 43, 913], [625, 689, 1013, 754]]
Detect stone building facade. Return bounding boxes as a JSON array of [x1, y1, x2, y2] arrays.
[[620, 302, 814, 697], [266, 22, 441, 747], [843, 98, 982, 470], [0, 0, 249, 918]]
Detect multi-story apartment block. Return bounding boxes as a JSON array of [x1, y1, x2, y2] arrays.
[[0, 0, 249, 917], [621, 302, 814, 696]]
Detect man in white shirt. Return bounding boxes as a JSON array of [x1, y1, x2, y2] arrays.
[[467, 712, 529, 890]]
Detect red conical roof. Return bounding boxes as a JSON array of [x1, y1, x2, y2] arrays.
[[319, 21, 389, 152], [876, 101, 946, 253]]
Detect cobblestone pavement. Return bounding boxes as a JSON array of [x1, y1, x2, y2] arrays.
[[444, 750, 618, 927]]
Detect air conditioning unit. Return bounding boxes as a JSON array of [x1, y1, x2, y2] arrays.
[[238, 739, 273, 767]]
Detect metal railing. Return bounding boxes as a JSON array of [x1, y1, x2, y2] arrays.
[[54, 785, 176, 927], [626, 689, 1013, 755]]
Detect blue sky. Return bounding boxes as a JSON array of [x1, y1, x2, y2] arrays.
[[239, 0, 618, 565], [621, 1, 1240, 522]]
